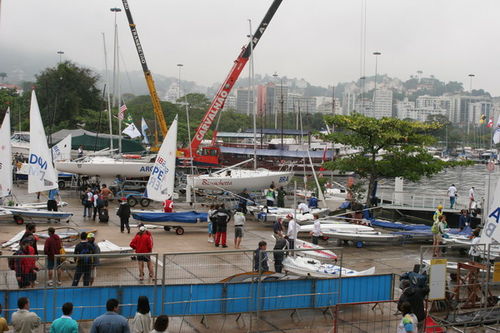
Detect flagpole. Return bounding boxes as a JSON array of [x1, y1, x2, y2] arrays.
[[117, 37, 122, 154]]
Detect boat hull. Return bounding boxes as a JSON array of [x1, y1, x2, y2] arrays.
[[55, 159, 153, 178], [132, 210, 208, 223]]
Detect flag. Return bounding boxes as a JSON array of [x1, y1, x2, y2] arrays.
[[487, 118, 494, 128], [479, 114, 486, 124], [118, 104, 127, 120], [122, 122, 141, 138], [141, 117, 149, 144]]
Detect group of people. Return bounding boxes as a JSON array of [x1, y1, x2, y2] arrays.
[[447, 184, 476, 210], [207, 204, 232, 248], [81, 184, 113, 222], [6, 296, 170, 333]]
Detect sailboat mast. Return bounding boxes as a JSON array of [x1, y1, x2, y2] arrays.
[[248, 19, 257, 170], [102, 33, 114, 151]]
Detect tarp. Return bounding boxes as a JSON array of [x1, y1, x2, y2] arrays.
[[51, 129, 145, 153], [369, 219, 430, 231], [132, 211, 208, 223]]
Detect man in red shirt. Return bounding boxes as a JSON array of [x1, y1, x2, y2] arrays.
[[162, 196, 173, 213], [43, 227, 62, 286], [15, 238, 38, 288], [130, 226, 154, 280]]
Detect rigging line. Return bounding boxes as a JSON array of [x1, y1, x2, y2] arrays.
[[119, 49, 137, 96]]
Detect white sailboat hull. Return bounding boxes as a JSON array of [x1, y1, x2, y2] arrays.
[[283, 256, 375, 278], [55, 157, 153, 178], [188, 169, 292, 192]]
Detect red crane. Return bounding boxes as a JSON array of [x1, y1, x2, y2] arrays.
[[178, 0, 283, 167]]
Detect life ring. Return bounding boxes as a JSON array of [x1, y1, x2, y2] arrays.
[[122, 154, 141, 159]]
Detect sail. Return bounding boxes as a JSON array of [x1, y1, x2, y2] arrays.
[[480, 178, 500, 245], [146, 116, 177, 202], [28, 90, 58, 193], [51, 134, 72, 161], [0, 108, 12, 197]]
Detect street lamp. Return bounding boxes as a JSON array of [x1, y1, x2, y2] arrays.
[[372, 51, 381, 118], [273, 72, 284, 149], [57, 51, 64, 64], [177, 64, 183, 100]]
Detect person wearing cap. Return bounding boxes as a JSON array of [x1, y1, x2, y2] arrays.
[[433, 205, 444, 224], [286, 214, 300, 251], [72, 232, 95, 287], [116, 197, 131, 233], [130, 226, 154, 281], [87, 233, 100, 286], [43, 227, 62, 286]]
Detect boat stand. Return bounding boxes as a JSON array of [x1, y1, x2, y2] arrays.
[[290, 308, 302, 322], [200, 314, 209, 329], [235, 313, 246, 328]]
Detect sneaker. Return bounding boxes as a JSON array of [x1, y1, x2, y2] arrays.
[[47, 280, 54, 286], [208, 239, 214, 243], [215, 244, 219, 247], [57, 281, 62, 285], [222, 245, 228, 248]]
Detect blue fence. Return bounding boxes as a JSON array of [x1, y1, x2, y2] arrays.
[[0, 274, 393, 322]]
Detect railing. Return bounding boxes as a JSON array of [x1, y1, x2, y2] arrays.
[[379, 192, 469, 210]]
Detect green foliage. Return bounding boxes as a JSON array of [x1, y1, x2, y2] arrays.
[[322, 113, 466, 205], [35, 61, 103, 132]]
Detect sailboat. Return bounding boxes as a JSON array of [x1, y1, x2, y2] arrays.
[[6, 91, 74, 223], [131, 117, 207, 235]]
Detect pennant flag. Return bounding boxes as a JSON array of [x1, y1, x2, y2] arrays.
[[118, 104, 127, 120], [479, 114, 486, 124], [487, 118, 494, 128], [141, 117, 149, 144], [122, 122, 141, 139]]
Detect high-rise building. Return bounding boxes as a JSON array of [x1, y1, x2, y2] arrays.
[[373, 89, 393, 118], [236, 88, 254, 114]]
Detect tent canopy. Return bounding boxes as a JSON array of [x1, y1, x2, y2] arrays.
[[50, 129, 145, 153]]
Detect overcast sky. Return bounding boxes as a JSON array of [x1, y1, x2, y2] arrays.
[[1, 0, 500, 94]]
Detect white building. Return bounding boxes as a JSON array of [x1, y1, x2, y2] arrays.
[[315, 96, 341, 114], [164, 83, 181, 103], [354, 100, 373, 116], [373, 89, 393, 118], [396, 99, 415, 120]]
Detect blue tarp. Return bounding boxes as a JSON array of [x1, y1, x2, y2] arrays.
[[132, 211, 208, 223], [370, 219, 430, 231]]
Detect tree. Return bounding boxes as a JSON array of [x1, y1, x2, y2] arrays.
[[0, 73, 7, 82], [35, 61, 103, 133], [322, 113, 467, 205]]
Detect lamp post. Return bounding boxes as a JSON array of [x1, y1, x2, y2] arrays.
[[57, 51, 64, 64], [372, 51, 381, 118], [177, 64, 183, 101]]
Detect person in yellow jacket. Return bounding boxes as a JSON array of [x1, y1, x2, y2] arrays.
[[433, 205, 444, 224]]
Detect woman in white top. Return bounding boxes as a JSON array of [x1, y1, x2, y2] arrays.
[[131, 296, 152, 333], [151, 315, 169, 333]]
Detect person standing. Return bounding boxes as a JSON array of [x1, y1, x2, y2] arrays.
[[310, 215, 322, 245], [50, 302, 78, 333], [71, 232, 94, 287], [83, 188, 93, 218], [397, 302, 418, 333], [469, 228, 482, 262], [90, 299, 130, 333], [253, 241, 269, 272], [14, 238, 38, 289], [151, 315, 169, 333], [265, 184, 276, 208], [207, 205, 216, 243], [431, 215, 446, 257], [273, 218, 284, 237], [237, 189, 252, 214], [308, 193, 318, 209], [77, 145, 84, 158], [233, 208, 245, 249], [130, 296, 152, 333], [468, 186, 475, 210], [433, 205, 444, 225], [100, 184, 112, 206], [47, 187, 61, 212], [447, 184, 457, 209], [273, 235, 288, 273], [130, 226, 154, 281], [87, 233, 100, 286], [20, 223, 38, 255], [276, 186, 286, 208], [286, 214, 300, 251], [214, 204, 231, 248], [116, 197, 131, 233], [298, 201, 310, 215], [11, 297, 41, 333], [44, 227, 62, 286], [0, 304, 8, 333], [162, 196, 173, 213], [92, 190, 101, 221]]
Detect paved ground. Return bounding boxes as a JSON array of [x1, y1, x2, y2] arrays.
[[2, 183, 492, 332]]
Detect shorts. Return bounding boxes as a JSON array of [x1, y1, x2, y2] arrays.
[[47, 258, 61, 270], [137, 255, 151, 262], [208, 222, 213, 234], [235, 226, 244, 238], [47, 200, 58, 212], [433, 233, 443, 243]]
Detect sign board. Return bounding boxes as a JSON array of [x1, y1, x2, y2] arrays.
[[428, 259, 447, 300], [494, 262, 500, 283]]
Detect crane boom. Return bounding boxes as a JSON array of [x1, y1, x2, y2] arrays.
[[121, 0, 168, 138], [188, 0, 283, 154]]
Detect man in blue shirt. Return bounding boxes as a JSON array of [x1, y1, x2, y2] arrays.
[[90, 299, 130, 333], [50, 302, 78, 333], [47, 188, 61, 212], [308, 193, 318, 209]]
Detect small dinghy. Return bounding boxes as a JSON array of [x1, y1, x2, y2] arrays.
[[282, 256, 375, 278]]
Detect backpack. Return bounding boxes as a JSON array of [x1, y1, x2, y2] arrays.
[[77, 242, 94, 266], [8, 249, 23, 270], [96, 197, 105, 209]]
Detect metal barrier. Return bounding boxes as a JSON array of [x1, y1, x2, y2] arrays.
[[379, 192, 467, 210]]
